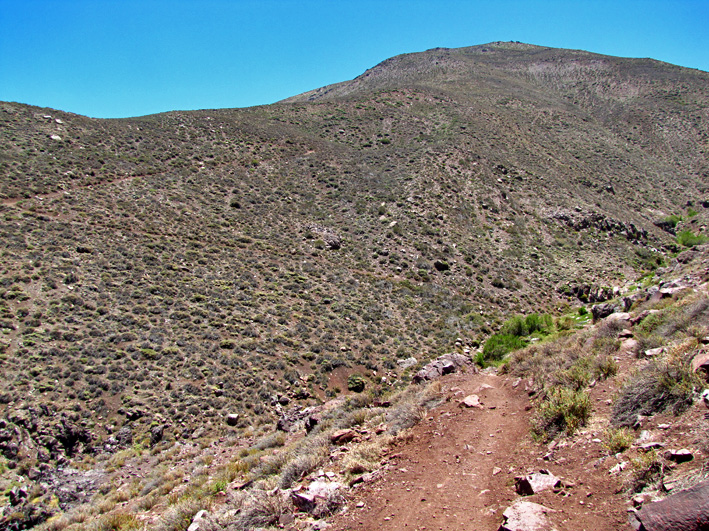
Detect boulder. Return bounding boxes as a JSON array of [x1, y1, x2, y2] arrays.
[[499, 501, 557, 531], [631, 479, 709, 531], [149, 424, 165, 447], [226, 413, 240, 426], [591, 303, 619, 321]]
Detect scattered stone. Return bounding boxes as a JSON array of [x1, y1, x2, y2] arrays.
[[499, 500, 558, 531], [397, 357, 418, 370], [330, 429, 357, 445], [664, 449, 694, 463], [630, 479, 709, 531], [50, 134, 61, 141], [515, 470, 561, 496], [644, 347, 665, 358], [691, 354, 709, 381], [459, 395, 484, 409], [187, 510, 208, 531]]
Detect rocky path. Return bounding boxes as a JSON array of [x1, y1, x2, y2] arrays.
[[330, 370, 629, 531]]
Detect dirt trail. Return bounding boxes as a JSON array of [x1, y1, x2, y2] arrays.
[[330, 370, 629, 531]]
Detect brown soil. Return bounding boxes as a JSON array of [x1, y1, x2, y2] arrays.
[[329, 370, 630, 531]]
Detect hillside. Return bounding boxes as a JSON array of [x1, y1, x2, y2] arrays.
[[0, 41, 708, 530]]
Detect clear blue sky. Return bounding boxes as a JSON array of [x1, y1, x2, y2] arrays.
[[1, 0, 707, 118]]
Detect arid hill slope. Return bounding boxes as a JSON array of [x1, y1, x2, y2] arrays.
[[0, 42, 707, 529]]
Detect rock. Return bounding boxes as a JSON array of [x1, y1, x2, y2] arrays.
[[226, 413, 240, 426], [115, 426, 132, 447], [413, 353, 473, 383], [515, 470, 562, 496], [459, 395, 484, 409], [330, 429, 356, 445], [396, 357, 418, 370], [692, 354, 709, 381], [632, 478, 709, 531], [499, 501, 557, 531], [606, 312, 632, 326], [187, 510, 208, 531], [591, 302, 619, 323], [664, 449, 694, 463], [639, 442, 666, 452], [291, 491, 316, 512], [149, 424, 165, 446], [644, 347, 665, 358]]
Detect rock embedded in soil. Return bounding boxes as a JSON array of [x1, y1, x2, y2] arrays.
[[514, 470, 562, 496], [499, 500, 558, 531]]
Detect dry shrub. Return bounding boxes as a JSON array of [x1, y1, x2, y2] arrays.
[[277, 434, 330, 489], [612, 340, 703, 427], [628, 451, 665, 493], [85, 512, 142, 531], [153, 498, 205, 531], [531, 387, 591, 441], [233, 488, 291, 530], [342, 437, 391, 480], [601, 427, 634, 455], [385, 381, 441, 435]]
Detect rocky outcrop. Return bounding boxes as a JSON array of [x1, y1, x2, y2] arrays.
[[413, 353, 473, 383], [550, 209, 647, 242]]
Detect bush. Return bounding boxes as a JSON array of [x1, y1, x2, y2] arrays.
[[347, 374, 366, 393], [602, 427, 634, 455], [677, 229, 708, 247], [532, 387, 591, 441], [612, 345, 703, 427], [482, 334, 526, 363]]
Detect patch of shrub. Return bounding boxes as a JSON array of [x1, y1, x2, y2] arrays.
[[531, 387, 591, 441], [612, 343, 703, 427], [347, 374, 366, 393], [601, 427, 634, 455], [481, 334, 526, 363], [677, 229, 708, 247]]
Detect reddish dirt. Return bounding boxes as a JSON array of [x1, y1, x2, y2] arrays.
[[329, 370, 630, 531]]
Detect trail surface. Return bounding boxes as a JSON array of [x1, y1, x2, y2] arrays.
[[330, 371, 629, 531]]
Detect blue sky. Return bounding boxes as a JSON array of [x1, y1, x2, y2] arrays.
[[1, 0, 707, 118]]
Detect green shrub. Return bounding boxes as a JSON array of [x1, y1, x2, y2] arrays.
[[677, 229, 708, 247], [532, 387, 591, 441], [347, 374, 366, 393], [482, 334, 526, 363]]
